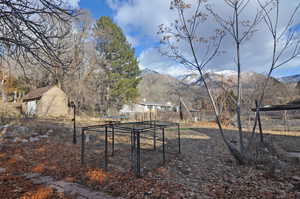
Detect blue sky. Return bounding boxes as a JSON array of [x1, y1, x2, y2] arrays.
[[78, 0, 151, 56], [79, 0, 112, 19], [76, 0, 299, 78]]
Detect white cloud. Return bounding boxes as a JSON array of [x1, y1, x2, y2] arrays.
[[108, 0, 173, 30], [105, 0, 126, 10], [126, 34, 139, 47], [64, 0, 80, 9], [106, 0, 176, 45], [108, 0, 300, 77], [138, 48, 194, 76]]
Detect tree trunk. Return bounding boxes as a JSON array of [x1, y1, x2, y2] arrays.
[[234, 3, 244, 154], [1, 80, 7, 103]]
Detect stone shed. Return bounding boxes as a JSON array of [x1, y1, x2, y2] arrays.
[[23, 86, 69, 117]]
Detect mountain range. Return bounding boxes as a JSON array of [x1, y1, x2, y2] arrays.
[[278, 74, 300, 83], [138, 68, 299, 107]]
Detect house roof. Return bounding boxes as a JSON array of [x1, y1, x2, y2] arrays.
[[139, 102, 175, 107], [23, 86, 52, 102]]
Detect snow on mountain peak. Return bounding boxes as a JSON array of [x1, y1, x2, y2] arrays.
[[212, 70, 237, 76]]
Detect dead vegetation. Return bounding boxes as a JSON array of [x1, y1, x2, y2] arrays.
[[0, 119, 300, 198]]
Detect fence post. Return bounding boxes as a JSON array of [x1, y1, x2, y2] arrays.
[[81, 128, 85, 165]]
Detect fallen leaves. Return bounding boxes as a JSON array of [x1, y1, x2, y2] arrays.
[[7, 157, 18, 165], [35, 147, 46, 153], [32, 164, 46, 173], [1, 126, 300, 199], [86, 169, 108, 184], [21, 187, 53, 199]]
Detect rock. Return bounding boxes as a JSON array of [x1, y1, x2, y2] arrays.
[[50, 180, 122, 199], [29, 137, 40, 142], [24, 173, 42, 179], [0, 124, 10, 130], [0, 125, 9, 136], [0, 125, 30, 140], [17, 126, 29, 134], [31, 176, 54, 184], [12, 137, 22, 143], [287, 183, 294, 191], [31, 132, 39, 136], [25, 172, 124, 199], [39, 135, 49, 139], [292, 176, 300, 182], [21, 139, 28, 143], [46, 129, 54, 134], [0, 168, 6, 173]]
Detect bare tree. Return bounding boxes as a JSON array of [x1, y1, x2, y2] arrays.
[[159, 0, 300, 164], [206, 0, 267, 155], [0, 69, 8, 102], [158, 0, 244, 162], [0, 0, 74, 71], [246, 0, 300, 149]]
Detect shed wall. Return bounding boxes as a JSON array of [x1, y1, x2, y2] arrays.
[[37, 87, 69, 117]]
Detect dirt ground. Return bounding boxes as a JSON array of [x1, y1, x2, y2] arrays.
[[1, 119, 300, 198]]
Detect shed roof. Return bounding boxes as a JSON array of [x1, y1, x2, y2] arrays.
[[23, 86, 52, 102]]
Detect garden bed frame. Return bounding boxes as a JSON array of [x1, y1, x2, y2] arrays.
[[80, 120, 181, 177]]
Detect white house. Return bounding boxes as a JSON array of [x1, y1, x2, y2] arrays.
[[120, 101, 178, 114]]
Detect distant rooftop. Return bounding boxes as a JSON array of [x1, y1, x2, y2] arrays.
[[139, 101, 175, 107]]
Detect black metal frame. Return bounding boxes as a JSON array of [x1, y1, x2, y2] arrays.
[[251, 100, 300, 142], [80, 120, 181, 177], [68, 101, 77, 144]]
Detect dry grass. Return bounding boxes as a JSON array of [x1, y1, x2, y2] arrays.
[[183, 120, 300, 137]]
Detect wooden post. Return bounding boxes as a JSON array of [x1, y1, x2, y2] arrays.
[[255, 100, 264, 143]]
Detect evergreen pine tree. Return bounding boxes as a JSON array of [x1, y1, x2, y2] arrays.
[[93, 16, 140, 111]]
